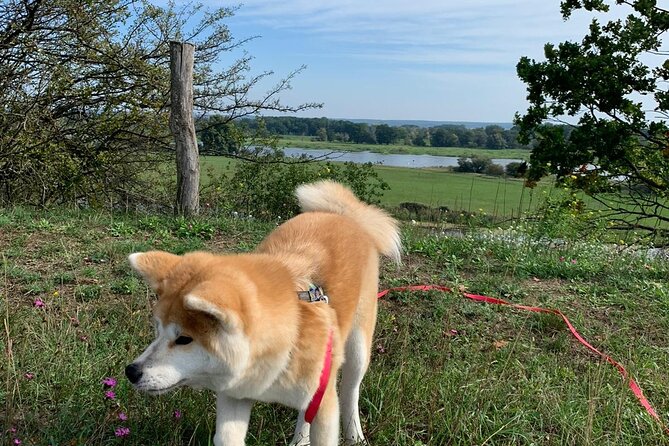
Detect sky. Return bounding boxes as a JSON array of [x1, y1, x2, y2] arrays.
[[207, 1, 630, 123]]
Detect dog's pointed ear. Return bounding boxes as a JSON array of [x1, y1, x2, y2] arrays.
[[183, 293, 242, 333], [128, 251, 181, 292]]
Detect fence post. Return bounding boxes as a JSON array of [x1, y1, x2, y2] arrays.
[[170, 41, 199, 216]]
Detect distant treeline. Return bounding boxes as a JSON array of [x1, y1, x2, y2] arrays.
[[250, 116, 527, 149], [196, 116, 532, 154]]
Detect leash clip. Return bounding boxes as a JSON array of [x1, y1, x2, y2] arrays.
[[298, 285, 329, 304]]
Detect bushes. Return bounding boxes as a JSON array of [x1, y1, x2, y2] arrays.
[[483, 163, 505, 177], [505, 161, 527, 178], [455, 155, 506, 177], [455, 155, 492, 173], [202, 149, 389, 220]]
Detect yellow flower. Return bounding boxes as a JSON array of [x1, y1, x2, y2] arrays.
[[53, 291, 59, 297]]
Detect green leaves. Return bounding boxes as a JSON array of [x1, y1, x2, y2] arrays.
[[0, 1, 318, 209], [516, 1, 669, 240]]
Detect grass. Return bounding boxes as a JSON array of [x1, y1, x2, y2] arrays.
[[201, 156, 551, 217], [373, 165, 553, 213], [2, 207, 669, 445], [277, 135, 532, 160]]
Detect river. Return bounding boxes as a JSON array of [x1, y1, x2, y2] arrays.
[[282, 148, 522, 169]]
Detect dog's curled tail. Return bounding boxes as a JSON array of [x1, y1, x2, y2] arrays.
[[296, 180, 401, 264]]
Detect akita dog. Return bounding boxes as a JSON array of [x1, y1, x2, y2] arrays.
[[125, 180, 401, 446]]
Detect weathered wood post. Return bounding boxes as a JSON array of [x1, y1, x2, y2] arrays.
[[170, 41, 199, 216]]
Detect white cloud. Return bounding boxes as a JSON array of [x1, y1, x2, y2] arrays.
[[194, 0, 639, 120], [225, 0, 615, 71]]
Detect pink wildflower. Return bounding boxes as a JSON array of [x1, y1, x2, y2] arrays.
[[102, 377, 117, 388], [13, 439, 21, 445], [571, 259, 577, 264], [33, 298, 45, 308], [24, 373, 34, 380], [118, 412, 128, 421], [104, 390, 116, 400], [559, 256, 565, 262], [9, 427, 17, 434], [173, 409, 182, 419], [114, 427, 130, 437]]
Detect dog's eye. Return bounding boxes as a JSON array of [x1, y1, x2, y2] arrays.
[[175, 336, 193, 345]]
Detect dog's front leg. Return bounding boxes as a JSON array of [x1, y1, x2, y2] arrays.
[[213, 392, 253, 446]]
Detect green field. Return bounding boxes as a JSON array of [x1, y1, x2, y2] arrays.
[[2, 209, 669, 445], [277, 134, 532, 160], [201, 156, 549, 218], [373, 165, 551, 215]]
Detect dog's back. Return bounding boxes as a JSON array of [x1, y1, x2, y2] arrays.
[[257, 180, 400, 338]]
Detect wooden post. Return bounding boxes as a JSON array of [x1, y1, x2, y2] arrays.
[[170, 41, 200, 216]]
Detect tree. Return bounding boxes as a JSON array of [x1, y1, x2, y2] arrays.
[[485, 125, 508, 150], [444, 132, 460, 147], [468, 128, 488, 148], [315, 127, 328, 141], [430, 128, 448, 147], [411, 128, 429, 146], [198, 116, 242, 155], [375, 124, 396, 145], [455, 155, 493, 173], [516, 0, 669, 239], [0, 0, 317, 207]]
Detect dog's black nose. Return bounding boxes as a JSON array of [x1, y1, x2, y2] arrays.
[[125, 363, 143, 384]]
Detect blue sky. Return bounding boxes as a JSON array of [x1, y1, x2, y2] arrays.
[[206, 1, 619, 123]]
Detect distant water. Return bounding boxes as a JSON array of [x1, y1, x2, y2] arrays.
[[283, 148, 522, 169]]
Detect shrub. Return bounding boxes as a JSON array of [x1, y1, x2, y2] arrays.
[[505, 161, 527, 178], [207, 149, 389, 220], [455, 155, 493, 173], [531, 191, 603, 241], [483, 164, 504, 177], [174, 218, 216, 239]]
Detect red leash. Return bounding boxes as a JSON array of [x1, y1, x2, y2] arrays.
[[305, 329, 334, 423], [377, 285, 669, 434]]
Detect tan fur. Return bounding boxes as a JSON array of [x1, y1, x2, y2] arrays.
[[127, 180, 400, 446]]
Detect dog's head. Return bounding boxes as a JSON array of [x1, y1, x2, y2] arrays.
[[125, 251, 251, 394]]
